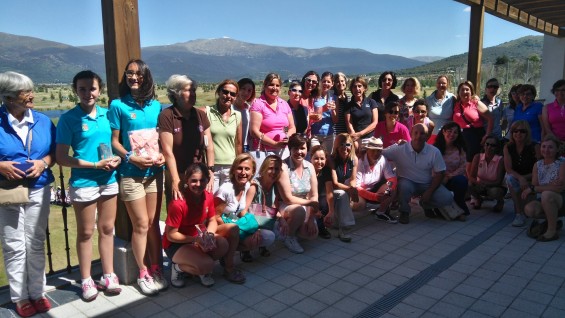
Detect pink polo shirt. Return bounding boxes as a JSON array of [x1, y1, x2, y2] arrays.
[[374, 121, 411, 148], [250, 94, 292, 150], [453, 100, 483, 129], [546, 99, 565, 140]]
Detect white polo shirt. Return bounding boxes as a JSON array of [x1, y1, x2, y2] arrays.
[[382, 142, 446, 184], [356, 154, 395, 189], [8, 109, 34, 146]]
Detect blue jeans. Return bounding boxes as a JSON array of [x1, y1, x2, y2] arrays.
[[445, 175, 470, 215], [398, 177, 453, 214]]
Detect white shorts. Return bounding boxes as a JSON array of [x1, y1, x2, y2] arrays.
[[69, 183, 119, 203]]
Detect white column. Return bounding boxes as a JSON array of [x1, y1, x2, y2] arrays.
[[540, 35, 565, 102]]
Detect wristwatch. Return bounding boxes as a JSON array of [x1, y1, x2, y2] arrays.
[[41, 159, 48, 170], [208, 166, 215, 172]]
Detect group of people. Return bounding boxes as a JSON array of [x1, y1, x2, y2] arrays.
[[1, 61, 564, 317]]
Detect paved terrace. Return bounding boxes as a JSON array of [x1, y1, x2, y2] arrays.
[[1, 199, 564, 318]]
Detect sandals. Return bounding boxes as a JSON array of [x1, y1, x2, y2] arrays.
[[240, 251, 253, 263], [224, 268, 246, 284]]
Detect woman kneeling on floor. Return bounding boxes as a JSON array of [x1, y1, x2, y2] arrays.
[[522, 135, 565, 242], [164, 163, 245, 288]]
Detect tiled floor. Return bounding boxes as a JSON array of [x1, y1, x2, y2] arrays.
[[1, 199, 564, 317]]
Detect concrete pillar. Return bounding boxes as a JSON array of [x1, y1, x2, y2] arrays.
[[540, 35, 565, 102]]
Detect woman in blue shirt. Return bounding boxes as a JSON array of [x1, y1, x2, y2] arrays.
[[56, 71, 122, 301], [108, 59, 167, 295]]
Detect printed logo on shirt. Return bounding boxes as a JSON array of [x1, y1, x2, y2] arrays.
[[199, 125, 203, 132], [82, 124, 89, 131], [130, 113, 136, 119], [174, 127, 181, 133]]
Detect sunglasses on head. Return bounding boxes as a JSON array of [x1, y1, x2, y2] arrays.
[[290, 88, 303, 93], [221, 89, 237, 97], [512, 129, 527, 134]]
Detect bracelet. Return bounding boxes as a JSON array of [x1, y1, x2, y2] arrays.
[[93, 162, 97, 169], [125, 151, 133, 163]]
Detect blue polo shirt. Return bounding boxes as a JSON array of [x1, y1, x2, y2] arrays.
[[56, 104, 117, 188], [513, 102, 543, 143], [108, 94, 163, 177], [345, 97, 378, 138]]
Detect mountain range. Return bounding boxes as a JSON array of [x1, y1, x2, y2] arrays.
[[0, 32, 544, 83]]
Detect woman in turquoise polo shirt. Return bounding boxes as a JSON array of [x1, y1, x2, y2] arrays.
[[108, 59, 167, 295], [56, 71, 122, 301]]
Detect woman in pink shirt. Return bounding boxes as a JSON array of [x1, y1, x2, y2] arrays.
[[541, 79, 565, 140], [373, 101, 410, 148], [249, 73, 296, 158], [468, 135, 506, 212], [452, 81, 493, 177]]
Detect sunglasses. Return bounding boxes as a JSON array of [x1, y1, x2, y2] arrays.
[[484, 142, 497, 147], [388, 110, 399, 115], [125, 70, 143, 78], [306, 79, 318, 85], [414, 110, 427, 114], [341, 143, 352, 148], [512, 129, 527, 134], [221, 89, 237, 97], [290, 88, 303, 93], [487, 85, 499, 89]]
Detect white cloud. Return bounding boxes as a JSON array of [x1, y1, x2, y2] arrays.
[[222, 36, 230, 39], [463, 7, 471, 12]]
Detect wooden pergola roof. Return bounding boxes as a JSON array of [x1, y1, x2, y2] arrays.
[[456, 0, 565, 37]]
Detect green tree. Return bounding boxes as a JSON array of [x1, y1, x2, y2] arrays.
[[58, 90, 63, 104]]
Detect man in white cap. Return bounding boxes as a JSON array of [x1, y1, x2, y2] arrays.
[[382, 124, 453, 224], [355, 136, 397, 223]]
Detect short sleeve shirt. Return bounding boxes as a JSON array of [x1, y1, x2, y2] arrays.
[[108, 94, 163, 177], [383, 143, 446, 184], [206, 105, 240, 165], [250, 95, 292, 150], [345, 97, 378, 138], [163, 191, 215, 249], [158, 106, 210, 175], [513, 102, 543, 143], [426, 91, 455, 135], [373, 121, 411, 148], [316, 166, 332, 200], [56, 105, 117, 188], [214, 182, 250, 215]]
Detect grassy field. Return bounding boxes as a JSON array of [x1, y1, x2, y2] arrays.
[[0, 80, 429, 287]]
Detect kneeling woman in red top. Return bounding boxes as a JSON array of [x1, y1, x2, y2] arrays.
[[163, 163, 245, 288]]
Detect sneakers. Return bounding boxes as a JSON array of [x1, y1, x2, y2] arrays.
[[137, 274, 159, 295], [512, 214, 526, 227], [151, 268, 169, 291], [15, 301, 36, 318], [31, 297, 51, 313], [375, 212, 398, 224], [98, 273, 122, 295], [338, 229, 352, 243], [318, 227, 331, 239], [399, 212, 410, 224], [284, 236, 304, 254], [81, 277, 98, 301], [199, 273, 215, 287], [170, 263, 186, 288]]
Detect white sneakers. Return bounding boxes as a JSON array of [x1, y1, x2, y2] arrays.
[[81, 278, 98, 301], [137, 274, 159, 295], [170, 263, 186, 288], [199, 273, 215, 287], [98, 273, 122, 295], [284, 236, 304, 254], [152, 269, 169, 291]]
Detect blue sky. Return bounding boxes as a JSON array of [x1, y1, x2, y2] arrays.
[[1, 0, 540, 58]]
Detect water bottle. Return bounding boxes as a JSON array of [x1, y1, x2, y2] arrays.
[[230, 211, 239, 222]]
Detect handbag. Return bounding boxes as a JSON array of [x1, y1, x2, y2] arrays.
[[249, 138, 269, 177], [0, 129, 32, 205], [0, 183, 29, 205], [221, 212, 259, 240], [437, 200, 465, 220]]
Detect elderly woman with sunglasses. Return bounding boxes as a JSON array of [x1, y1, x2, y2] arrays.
[[206, 80, 243, 192], [0, 71, 55, 317], [522, 135, 565, 242], [468, 135, 506, 212], [504, 120, 541, 227], [373, 101, 411, 148], [330, 133, 358, 242]]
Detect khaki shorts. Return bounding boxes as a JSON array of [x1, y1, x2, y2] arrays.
[[70, 183, 119, 203], [119, 172, 164, 202]]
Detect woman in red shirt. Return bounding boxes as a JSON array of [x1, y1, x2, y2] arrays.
[[164, 163, 245, 287]]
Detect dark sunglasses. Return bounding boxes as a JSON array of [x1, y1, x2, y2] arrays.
[[341, 143, 352, 148], [221, 89, 237, 97], [388, 110, 399, 115], [512, 129, 527, 134], [414, 110, 427, 114], [306, 79, 318, 85], [290, 88, 303, 93], [484, 142, 497, 147], [487, 85, 499, 89]]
